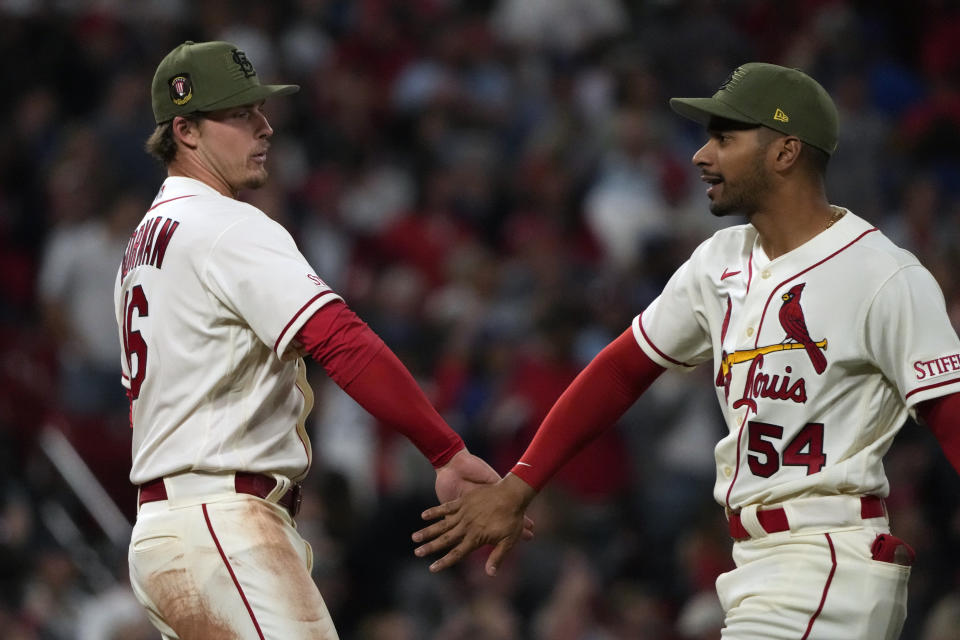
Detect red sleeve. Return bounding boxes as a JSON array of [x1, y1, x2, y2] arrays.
[[918, 392, 960, 476], [510, 328, 665, 490], [296, 302, 464, 467]]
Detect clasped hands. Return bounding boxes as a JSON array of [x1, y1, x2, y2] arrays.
[[416, 467, 537, 577]]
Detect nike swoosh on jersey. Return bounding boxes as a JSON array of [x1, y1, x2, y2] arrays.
[[721, 268, 742, 280]]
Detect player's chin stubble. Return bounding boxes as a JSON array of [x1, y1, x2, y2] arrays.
[[709, 153, 770, 218], [241, 166, 269, 191], [245, 173, 268, 190]]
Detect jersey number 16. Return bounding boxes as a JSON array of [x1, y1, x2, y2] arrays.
[[122, 285, 148, 400]]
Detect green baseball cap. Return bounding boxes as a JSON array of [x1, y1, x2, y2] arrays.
[[151, 40, 299, 124], [670, 62, 838, 155]]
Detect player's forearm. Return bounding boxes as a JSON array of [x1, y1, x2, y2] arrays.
[[342, 345, 464, 466], [919, 391, 960, 476], [510, 328, 665, 490], [297, 303, 464, 467]]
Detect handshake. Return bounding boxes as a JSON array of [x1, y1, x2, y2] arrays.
[[414, 449, 538, 576]]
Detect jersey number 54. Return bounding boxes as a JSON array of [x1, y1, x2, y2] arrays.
[[747, 421, 826, 477]]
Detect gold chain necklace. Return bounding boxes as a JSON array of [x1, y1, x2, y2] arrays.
[[826, 208, 846, 229]]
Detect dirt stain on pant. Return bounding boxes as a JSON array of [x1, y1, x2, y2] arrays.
[[244, 500, 335, 629], [148, 567, 237, 640], [139, 499, 339, 639]]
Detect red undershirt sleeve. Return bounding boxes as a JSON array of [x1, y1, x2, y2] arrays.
[[510, 328, 666, 490], [295, 301, 464, 468], [918, 392, 960, 476]]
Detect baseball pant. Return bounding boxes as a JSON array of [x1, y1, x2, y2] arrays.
[[128, 474, 339, 640], [717, 499, 909, 639]]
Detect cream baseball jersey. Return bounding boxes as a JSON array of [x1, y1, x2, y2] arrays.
[[633, 208, 960, 510], [114, 177, 342, 485]]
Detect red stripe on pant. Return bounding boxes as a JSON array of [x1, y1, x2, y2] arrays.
[[202, 503, 266, 640], [801, 533, 838, 640]]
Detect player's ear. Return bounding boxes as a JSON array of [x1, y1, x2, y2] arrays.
[[171, 115, 201, 149], [771, 136, 803, 171]]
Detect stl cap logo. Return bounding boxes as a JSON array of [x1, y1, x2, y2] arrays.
[[232, 49, 256, 78], [169, 74, 193, 106], [774, 108, 789, 122], [719, 66, 747, 92]]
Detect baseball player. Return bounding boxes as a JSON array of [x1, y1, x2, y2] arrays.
[[412, 63, 960, 639], [116, 40, 528, 640]]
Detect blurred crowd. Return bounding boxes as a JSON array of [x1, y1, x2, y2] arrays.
[[1, 1, 960, 638]]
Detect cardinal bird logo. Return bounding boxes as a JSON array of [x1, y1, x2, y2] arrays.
[[778, 283, 827, 374]]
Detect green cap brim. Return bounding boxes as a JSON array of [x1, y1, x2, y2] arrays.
[[202, 83, 300, 112], [669, 97, 761, 127]]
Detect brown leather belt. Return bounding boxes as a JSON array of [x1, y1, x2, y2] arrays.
[[729, 495, 885, 540], [138, 472, 303, 517]]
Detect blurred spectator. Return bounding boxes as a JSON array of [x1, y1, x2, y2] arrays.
[[338, 154, 415, 237], [530, 550, 604, 639], [92, 70, 162, 195], [675, 589, 724, 640], [603, 580, 676, 640], [880, 172, 942, 257], [432, 594, 521, 640], [76, 581, 154, 640], [20, 547, 85, 638], [374, 163, 479, 288], [584, 107, 684, 270], [490, 0, 628, 56], [38, 189, 144, 416], [826, 69, 890, 222], [298, 165, 354, 292]]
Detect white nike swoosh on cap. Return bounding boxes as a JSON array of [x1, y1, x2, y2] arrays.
[[516, 462, 531, 468]]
